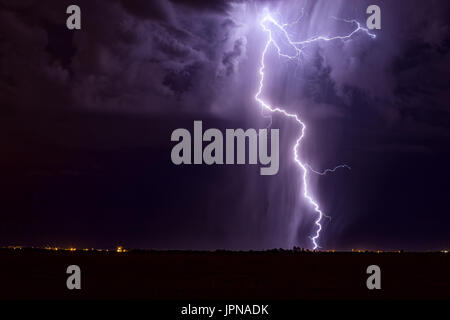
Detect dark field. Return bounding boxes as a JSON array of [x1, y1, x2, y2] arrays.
[[1, 249, 449, 300]]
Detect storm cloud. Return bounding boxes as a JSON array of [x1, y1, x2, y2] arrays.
[[0, 0, 449, 250]]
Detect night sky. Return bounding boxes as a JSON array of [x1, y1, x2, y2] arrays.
[[1, 0, 449, 251]]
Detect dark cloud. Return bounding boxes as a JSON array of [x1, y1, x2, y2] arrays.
[[119, 0, 176, 23], [170, 0, 232, 13], [221, 38, 246, 76], [0, 0, 251, 115]]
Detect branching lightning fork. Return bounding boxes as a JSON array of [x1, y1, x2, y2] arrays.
[[254, 11, 375, 250]]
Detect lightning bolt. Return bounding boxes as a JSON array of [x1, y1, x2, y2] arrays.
[[306, 164, 352, 176], [254, 11, 375, 250]]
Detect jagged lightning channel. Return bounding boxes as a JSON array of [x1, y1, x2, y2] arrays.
[[254, 13, 375, 250]]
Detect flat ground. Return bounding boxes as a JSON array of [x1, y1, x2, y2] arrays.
[[1, 249, 449, 300]]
